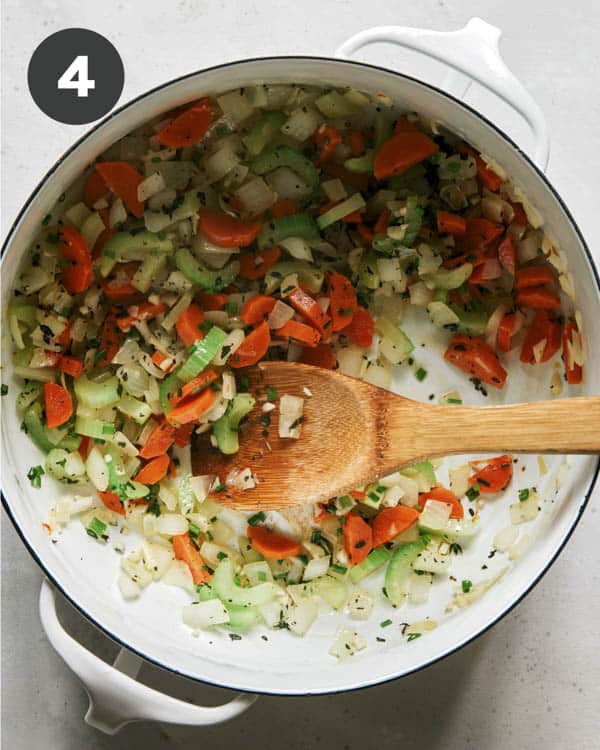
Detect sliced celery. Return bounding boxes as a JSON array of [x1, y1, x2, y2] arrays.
[[74, 375, 120, 409], [242, 111, 287, 156], [213, 393, 255, 455], [258, 213, 320, 250], [316, 193, 365, 230], [176, 326, 227, 383], [100, 230, 173, 277], [252, 146, 319, 188], [264, 260, 324, 295], [175, 249, 239, 292], [348, 546, 391, 584], [384, 539, 427, 606]]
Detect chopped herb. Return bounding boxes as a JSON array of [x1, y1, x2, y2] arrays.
[[260, 413, 271, 428], [229, 633, 242, 641], [94, 349, 107, 365], [266, 386, 278, 401], [188, 523, 201, 538], [42, 214, 52, 226], [27, 465, 44, 488], [200, 320, 214, 333], [86, 517, 107, 540], [449, 542, 463, 555], [415, 367, 427, 382], [248, 511, 266, 526], [298, 554, 309, 565], [239, 375, 250, 391], [224, 301, 238, 315], [213, 482, 226, 493], [519, 488, 530, 502], [151, 156, 162, 163], [380, 619, 393, 628], [465, 484, 480, 501], [406, 632, 422, 641], [447, 397, 462, 404], [216, 551, 228, 561], [461, 579, 473, 593], [310, 530, 322, 544], [331, 563, 347, 575], [1, 384, 8, 396]]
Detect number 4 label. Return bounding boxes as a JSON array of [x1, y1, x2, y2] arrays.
[[58, 55, 95, 98]]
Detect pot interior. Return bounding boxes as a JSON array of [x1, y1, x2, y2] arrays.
[[2, 57, 598, 694]]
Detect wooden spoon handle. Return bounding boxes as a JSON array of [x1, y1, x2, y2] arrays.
[[394, 396, 600, 461]]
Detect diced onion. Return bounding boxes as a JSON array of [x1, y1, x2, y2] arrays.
[[347, 590, 374, 620], [281, 107, 321, 141], [162, 559, 195, 593], [279, 394, 304, 439], [137, 171, 166, 202], [280, 237, 313, 262], [322, 178, 347, 202], [286, 598, 319, 636], [509, 492, 540, 525], [183, 599, 230, 629], [213, 329, 245, 366], [268, 300, 295, 330], [155, 513, 189, 536], [493, 525, 519, 552], [265, 167, 312, 200], [302, 555, 330, 582], [428, 301, 460, 327], [485, 304, 506, 349], [109, 198, 127, 228], [419, 499, 452, 531], [216, 91, 254, 124], [329, 627, 367, 659], [235, 177, 276, 216], [408, 571, 433, 604]]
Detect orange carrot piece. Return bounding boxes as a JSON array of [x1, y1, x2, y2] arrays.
[[59, 226, 93, 294], [44, 383, 73, 428], [195, 291, 229, 310], [563, 321, 583, 385], [288, 288, 331, 335], [373, 209, 391, 235], [345, 306, 374, 347], [515, 266, 555, 290], [274, 320, 321, 348], [372, 506, 420, 547], [374, 132, 438, 180], [116, 302, 165, 332], [240, 295, 277, 325], [167, 387, 215, 426], [99, 261, 138, 299], [169, 368, 219, 406], [343, 513, 373, 565], [230, 321, 271, 368], [418, 487, 464, 519], [83, 170, 110, 209], [57, 355, 84, 378], [239, 245, 281, 280], [348, 130, 366, 156], [198, 208, 262, 247], [468, 455, 513, 493], [327, 272, 358, 331], [98, 490, 125, 516], [172, 533, 211, 584], [437, 210, 467, 236], [96, 162, 144, 218], [300, 342, 336, 370], [155, 98, 212, 148], [174, 422, 196, 448], [315, 124, 341, 164], [135, 454, 170, 485], [270, 199, 297, 218], [176, 303, 205, 347], [247, 525, 303, 559], [138, 421, 176, 459], [516, 287, 561, 310]]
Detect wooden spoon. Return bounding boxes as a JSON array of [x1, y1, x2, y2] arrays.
[[192, 361, 600, 510]]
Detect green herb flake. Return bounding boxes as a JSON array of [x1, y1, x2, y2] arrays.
[[27, 465, 45, 489], [310, 530, 322, 544], [331, 563, 347, 575], [415, 367, 427, 382], [42, 214, 52, 226], [189, 523, 201, 538], [248, 511, 266, 526], [229, 633, 242, 641], [224, 301, 238, 315], [519, 488, 530, 502], [216, 551, 228, 561], [266, 386, 278, 401], [380, 619, 393, 628], [407, 632, 422, 642], [1, 384, 8, 396], [86, 517, 107, 540], [465, 484, 480, 501], [461, 579, 473, 593]]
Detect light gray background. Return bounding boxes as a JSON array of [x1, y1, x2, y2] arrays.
[[2, 1, 599, 748]]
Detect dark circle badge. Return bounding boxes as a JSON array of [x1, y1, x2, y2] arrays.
[[28, 28, 124, 125]]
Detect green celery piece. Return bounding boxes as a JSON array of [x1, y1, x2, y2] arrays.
[[100, 231, 173, 277], [197, 583, 217, 601], [344, 150, 374, 174], [402, 460, 436, 488], [451, 306, 489, 336], [105, 444, 127, 497], [423, 263, 473, 290], [258, 213, 320, 250], [315, 90, 360, 118], [373, 109, 394, 150], [132, 254, 167, 294], [359, 251, 380, 290], [349, 546, 391, 584], [159, 372, 181, 413], [176, 326, 227, 384], [243, 111, 287, 156], [252, 145, 319, 187], [403, 196, 423, 247], [384, 539, 427, 606], [74, 375, 120, 409], [22, 402, 79, 453], [213, 393, 255, 455], [175, 249, 240, 292], [224, 604, 261, 632]]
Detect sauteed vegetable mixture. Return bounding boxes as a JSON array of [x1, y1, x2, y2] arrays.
[[8, 84, 585, 646]]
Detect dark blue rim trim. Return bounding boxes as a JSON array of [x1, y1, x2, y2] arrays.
[[2, 54, 600, 697]]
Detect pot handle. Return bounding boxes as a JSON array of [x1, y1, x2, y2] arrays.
[[336, 17, 550, 171], [39, 580, 257, 735]]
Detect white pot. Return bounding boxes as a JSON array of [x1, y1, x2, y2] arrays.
[[2, 18, 599, 734]]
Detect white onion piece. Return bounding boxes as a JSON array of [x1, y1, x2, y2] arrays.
[[485, 304, 506, 348], [183, 599, 230, 629], [279, 394, 304, 439], [408, 571, 433, 604], [281, 107, 321, 141], [265, 167, 312, 200], [419, 500, 452, 531], [280, 237, 314, 262], [213, 329, 245, 366], [302, 556, 331, 582], [162, 560, 195, 593], [148, 188, 177, 212], [155, 513, 189, 536], [86, 446, 109, 491], [493, 525, 519, 552], [235, 177, 276, 216], [329, 627, 367, 659], [268, 300, 295, 330], [138, 171, 166, 202], [109, 198, 127, 228], [287, 598, 319, 636]]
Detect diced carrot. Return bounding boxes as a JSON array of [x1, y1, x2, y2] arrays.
[[444, 334, 507, 388], [96, 162, 144, 218], [418, 486, 464, 519], [516, 287, 561, 310], [92, 226, 115, 260], [270, 199, 297, 218], [274, 320, 321, 347], [374, 131, 438, 180], [169, 368, 219, 406], [97, 312, 122, 367], [57, 355, 84, 378], [83, 170, 110, 209], [240, 295, 277, 325], [350, 489, 366, 500], [172, 533, 211, 584], [247, 525, 303, 559], [510, 201, 528, 226], [239, 245, 281, 280], [469, 455, 513, 493], [458, 218, 504, 253], [167, 388, 215, 426], [315, 125, 342, 164], [116, 302, 165, 332], [155, 98, 212, 148], [174, 422, 196, 448], [288, 288, 331, 335], [373, 209, 391, 235], [139, 421, 176, 459], [345, 306, 374, 347], [356, 224, 374, 244], [348, 130, 366, 156], [515, 266, 555, 290], [56, 323, 72, 350], [195, 290, 229, 310], [175, 303, 205, 347], [520, 309, 562, 364], [343, 513, 373, 565], [78, 436, 93, 459], [437, 210, 467, 236], [299, 342, 336, 369], [135, 454, 170, 485], [152, 351, 173, 372], [230, 321, 271, 368], [394, 116, 420, 134], [99, 262, 139, 300], [497, 312, 522, 353], [327, 272, 358, 331], [372, 506, 420, 547], [59, 226, 93, 294], [98, 490, 125, 516], [563, 321, 583, 385], [44, 383, 73, 429], [198, 208, 262, 247], [498, 234, 516, 276], [457, 143, 503, 192]]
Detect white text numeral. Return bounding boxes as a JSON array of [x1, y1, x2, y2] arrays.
[[57, 55, 95, 98]]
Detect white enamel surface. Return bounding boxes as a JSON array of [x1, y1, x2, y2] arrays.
[[2, 57, 599, 695]]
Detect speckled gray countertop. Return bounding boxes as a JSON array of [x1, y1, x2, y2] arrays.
[[2, 1, 599, 748]]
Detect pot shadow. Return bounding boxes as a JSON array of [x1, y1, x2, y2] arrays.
[[54, 590, 487, 750]]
